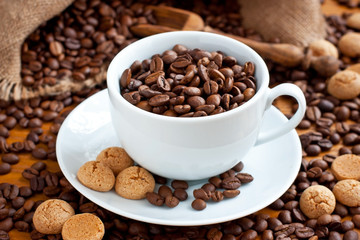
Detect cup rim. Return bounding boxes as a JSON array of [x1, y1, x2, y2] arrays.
[[107, 31, 270, 123]]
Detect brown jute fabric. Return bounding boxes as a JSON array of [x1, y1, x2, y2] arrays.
[[0, 0, 79, 101], [238, 0, 327, 47]]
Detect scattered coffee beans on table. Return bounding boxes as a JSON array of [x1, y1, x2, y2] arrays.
[[2, 0, 360, 239], [120, 45, 257, 117]]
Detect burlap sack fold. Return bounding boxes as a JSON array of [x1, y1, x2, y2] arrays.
[[0, 0, 81, 101], [238, 0, 327, 47]]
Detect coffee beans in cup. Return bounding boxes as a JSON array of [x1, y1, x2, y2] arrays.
[[119, 45, 257, 117]]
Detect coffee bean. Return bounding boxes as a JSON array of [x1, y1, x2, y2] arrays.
[[171, 180, 188, 190], [329, 231, 342, 240], [173, 188, 187, 201], [14, 221, 29, 232], [0, 230, 9, 240], [339, 146, 352, 155], [78, 202, 98, 213], [278, 210, 292, 224], [0, 209, 8, 221], [318, 99, 335, 112], [165, 195, 179, 208], [232, 161, 244, 172], [11, 197, 25, 209], [30, 229, 46, 239], [262, 229, 274, 240], [0, 126, 9, 138], [335, 106, 350, 121], [18, 187, 32, 198], [269, 199, 284, 210], [305, 144, 321, 156], [341, 220, 355, 232], [315, 226, 329, 238], [23, 211, 34, 224], [297, 119, 311, 129], [295, 227, 314, 238], [317, 214, 333, 226], [343, 230, 359, 240], [30, 177, 45, 192], [223, 190, 240, 198], [193, 189, 211, 201], [267, 217, 283, 231], [274, 224, 295, 237], [22, 167, 38, 180], [49, 41, 64, 56], [307, 167, 323, 178], [43, 186, 61, 197], [222, 177, 241, 190], [192, 199, 206, 211], [211, 191, 224, 202], [306, 106, 321, 122], [31, 161, 46, 172], [3, 117, 16, 130], [0, 164, 10, 175], [236, 173, 254, 183], [23, 200, 34, 212], [31, 147, 47, 160], [0, 218, 13, 232], [241, 229, 257, 240], [2, 184, 18, 200]]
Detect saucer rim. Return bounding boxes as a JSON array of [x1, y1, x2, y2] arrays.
[[56, 89, 302, 226]]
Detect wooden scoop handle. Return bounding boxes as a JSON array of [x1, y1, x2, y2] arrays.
[[130, 24, 178, 37], [204, 26, 304, 68], [130, 24, 305, 68]]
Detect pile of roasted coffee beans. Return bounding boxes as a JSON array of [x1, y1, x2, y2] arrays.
[[20, 0, 157, 88], [0, 0, 360, 239], [146, 162, 253, 211], [120, 46, 256, 117]]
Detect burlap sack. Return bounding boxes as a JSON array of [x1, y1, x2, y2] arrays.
[[238, 0, 327, 47], [0, 0, 106, 101]]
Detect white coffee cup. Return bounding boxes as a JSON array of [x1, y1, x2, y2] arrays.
[[107, 31, 306, 180]]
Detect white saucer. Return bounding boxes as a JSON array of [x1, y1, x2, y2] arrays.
[[56, 89, 302, 226]]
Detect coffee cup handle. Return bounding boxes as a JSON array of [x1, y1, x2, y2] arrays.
[[255, 83, 306, 146]]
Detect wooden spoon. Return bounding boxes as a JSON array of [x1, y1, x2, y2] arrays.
[[130, 5, 305, 67]]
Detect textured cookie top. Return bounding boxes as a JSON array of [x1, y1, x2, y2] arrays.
[[33, 199, 75, 234], [331, 154, 360, 180], [62, 213, 104, 240], [299, 185, 336, 219], [96, 146, 134, 176], [115, 166, 155, 199], [333, 179, 360, 207], [77, 160, 115, 192]]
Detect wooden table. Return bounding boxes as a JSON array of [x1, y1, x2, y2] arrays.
[[2, 0, 360, 238]]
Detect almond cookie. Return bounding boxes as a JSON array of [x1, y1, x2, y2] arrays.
[[115, 166, 155, 199], [33, 199, 75, 234], [62, 213, 104, 240], [96, 146, 134, 176], [331, 154, 360, 180], [77, 160, 115, 192], [333, 179, 360, 207], [299, 185, 336, 219]]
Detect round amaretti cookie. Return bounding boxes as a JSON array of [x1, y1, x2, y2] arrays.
[[331, 154, 360, 180], [299, 185, 336, 219], [333, 179, 360, 207], [96, 146, 134, 176], [33, 199, 75, 234], [62, 213, 104, 240], [77, 160, 115, 191], [115, 166, 155, 199]]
